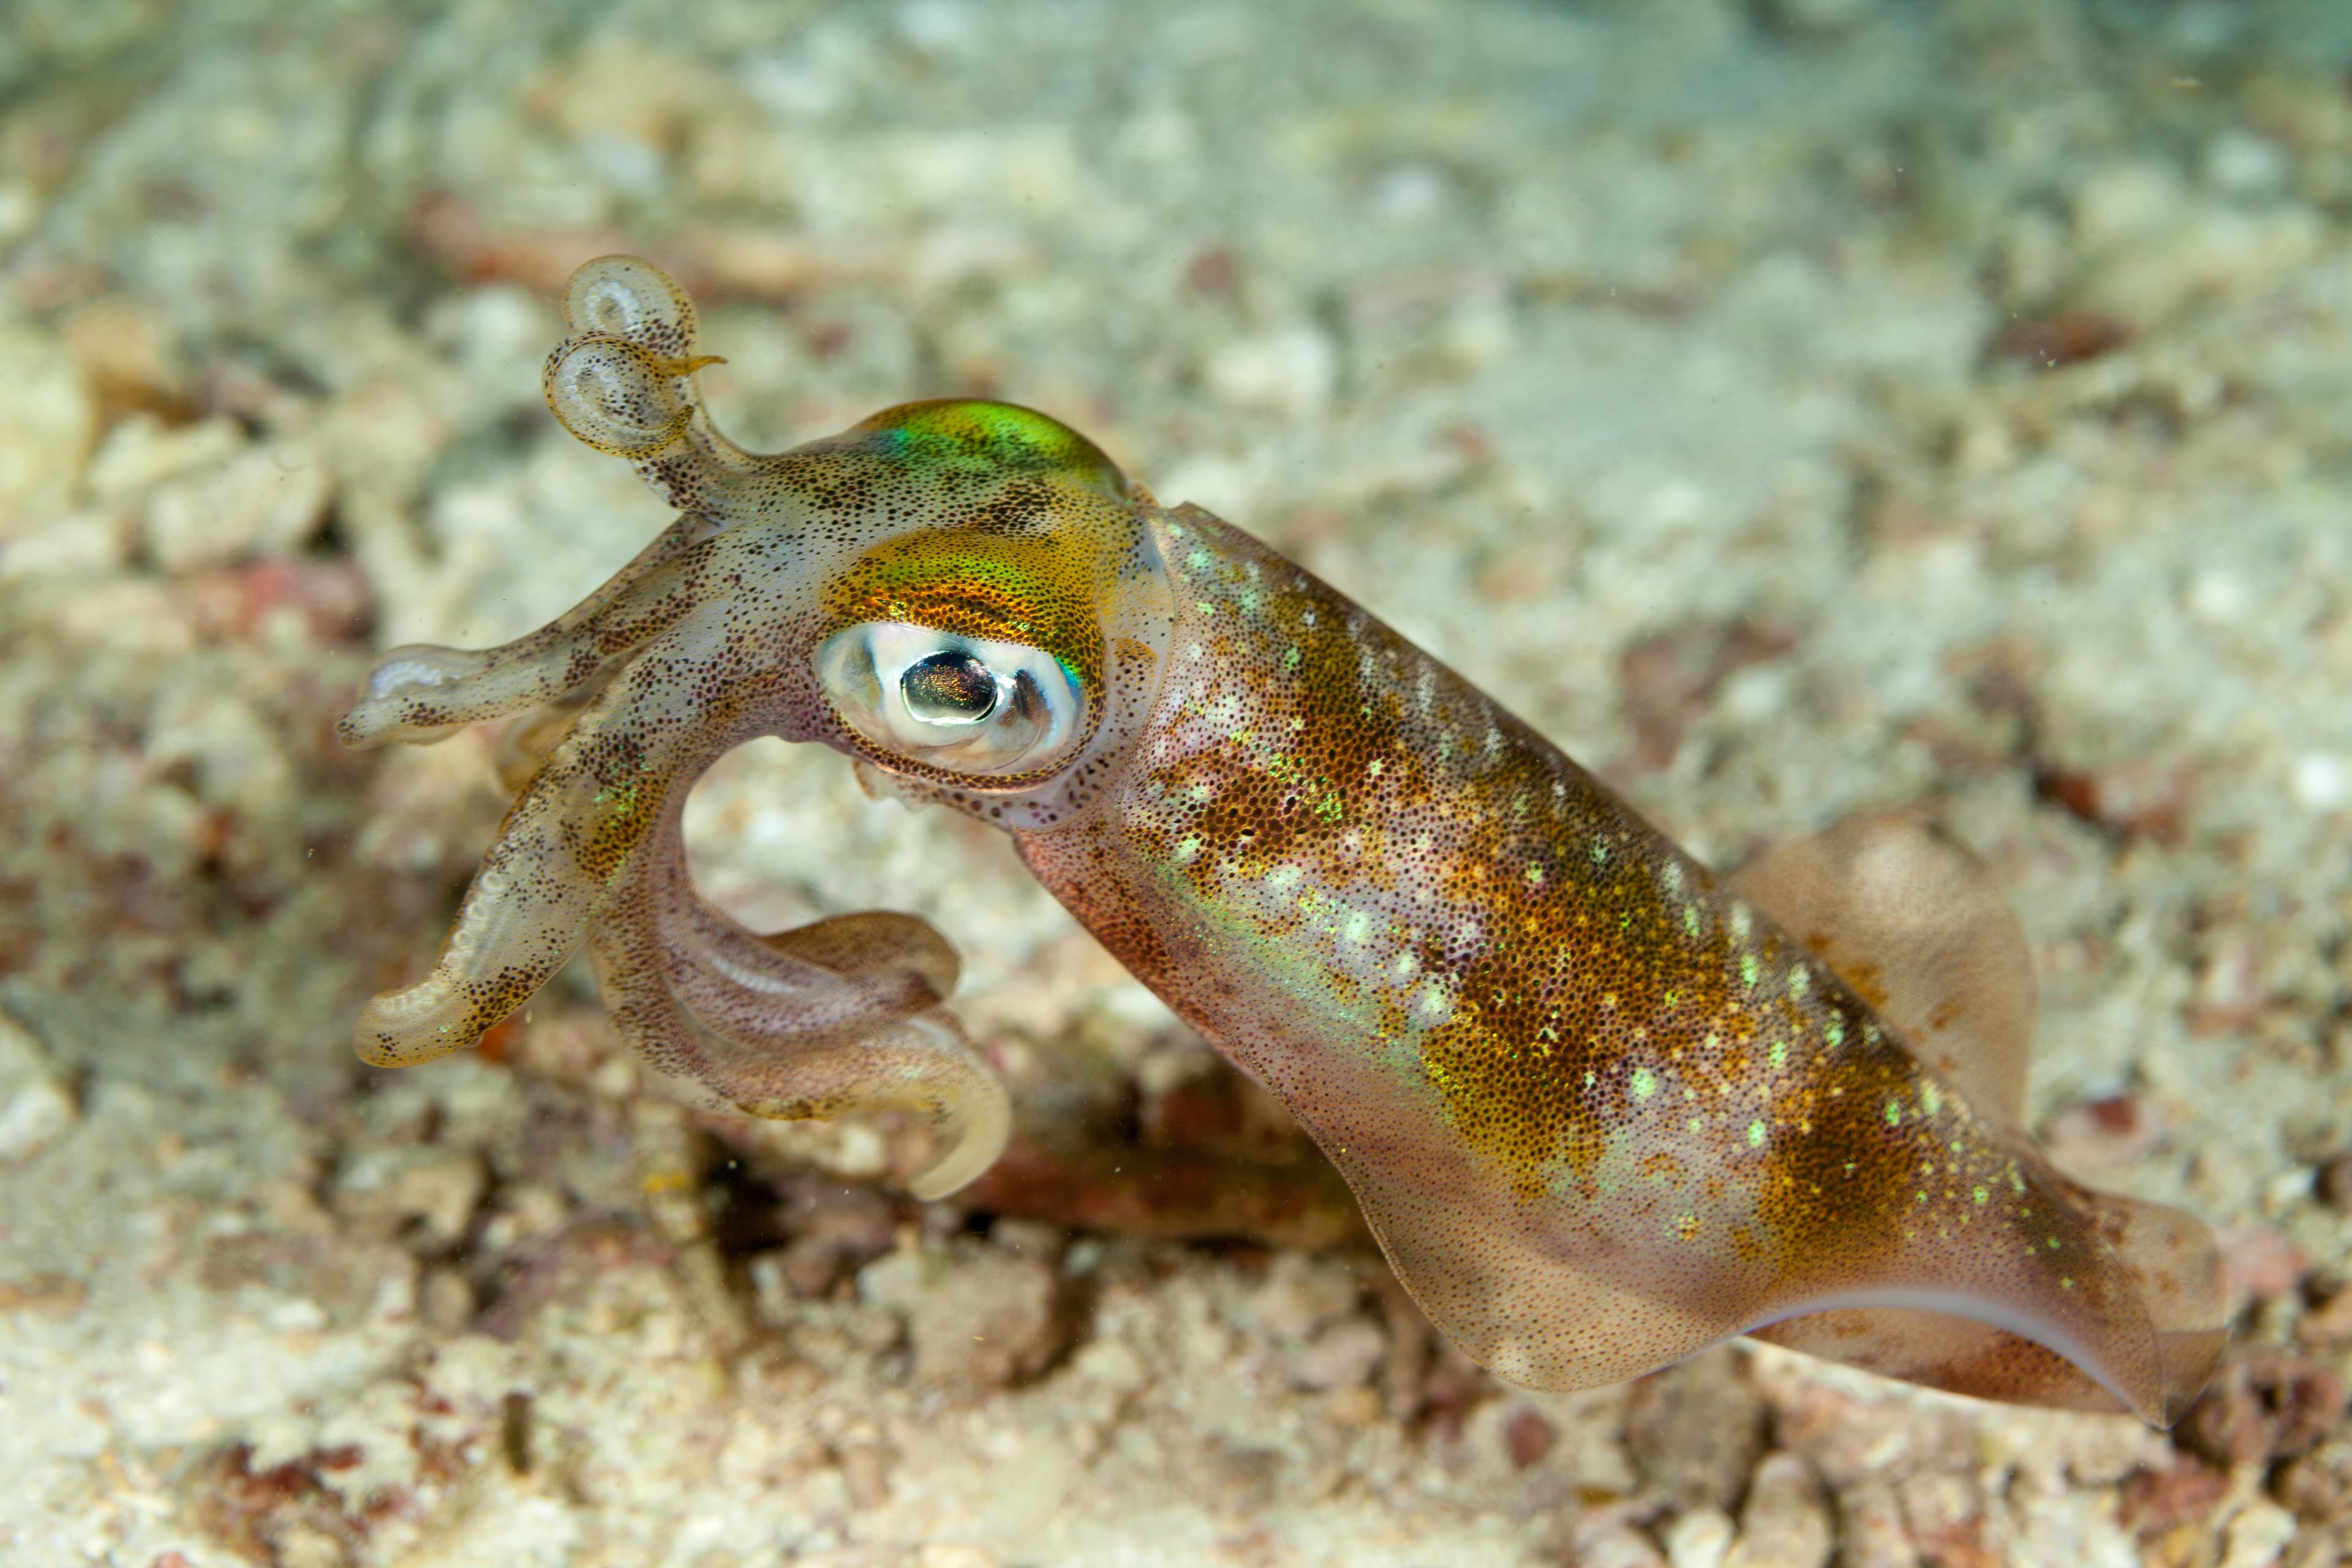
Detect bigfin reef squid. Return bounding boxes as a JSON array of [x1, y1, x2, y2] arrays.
[[339, 255, 2225, 1425]]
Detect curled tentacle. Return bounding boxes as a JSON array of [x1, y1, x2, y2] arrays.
[[652, 873, 960, 1052], [592, 804, 1008, 1199], [598, 943, 1010, 1201], [542, 254, 772, 523], [562, 253, 703, 353], [543, 334, 707, 460]]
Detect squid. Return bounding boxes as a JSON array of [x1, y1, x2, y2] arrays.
[[339, 256, 2223, 1423]]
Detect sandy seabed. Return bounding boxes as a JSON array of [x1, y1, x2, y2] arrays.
[[2, 0, 2351, 1563]]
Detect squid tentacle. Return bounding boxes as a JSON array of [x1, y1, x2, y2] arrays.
[[647, 861, 955, 1052], [592, 805, 1008, 1199], [338, 532, 714, 750], [352, 594, 756, 1065], [544, 254, 779, 526]]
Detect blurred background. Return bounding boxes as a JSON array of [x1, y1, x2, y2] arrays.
[[2, 1, 2351, 1563]]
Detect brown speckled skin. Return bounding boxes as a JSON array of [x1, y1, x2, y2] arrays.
[[1025, 507, 2222, 1422], [343, 257, 2223, 1421]]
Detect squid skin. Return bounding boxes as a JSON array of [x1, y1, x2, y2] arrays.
[[341, 255, 2225, 1424]]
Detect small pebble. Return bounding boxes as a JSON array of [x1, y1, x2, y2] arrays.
[[2218, 1500, 2299, 1568], [2291, 752, 2348, 812], [1725, 1454, 1833, 1568], [1662, 1507, 1735, 1568], [1248, 1253, 1360, 1341], [2118, 1456, 2228, 1542], [1502, 1406, 1557, 1469], [1204, 328, 1336, 420], [144, 437, 333, 571], [2180, 1352, 2349, 1467], [2301, 1281, 2352, 1348], [837, 1428, 894, 1510], [2218, 1224, 2307, 1308], [420, 1267, 475, 1333], [390, 1152, 489, 1249], [859, 1241, 1063, 1391], [914, 1547, 1000, 1568], [1626, 1348, 1766, 1511], [2275, 1436, 2352, 1525], [1289, 1316, 1385, 1390], [0, 1015, 76, 1164], [2317, 1153, 2352, 1212], [1570, 1523, 1670, 1568]]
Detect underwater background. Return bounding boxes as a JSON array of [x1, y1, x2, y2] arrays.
[[3, 0, 2351, 1562]]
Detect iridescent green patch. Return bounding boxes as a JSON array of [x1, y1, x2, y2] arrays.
[[846, 399, 1130, 499]]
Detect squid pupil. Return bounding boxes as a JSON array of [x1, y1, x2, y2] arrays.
[[901, 651, 998, 725]]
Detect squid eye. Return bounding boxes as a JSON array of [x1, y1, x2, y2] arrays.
[[816, 621, 1089, 779], [900, 652, 999, 726]]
